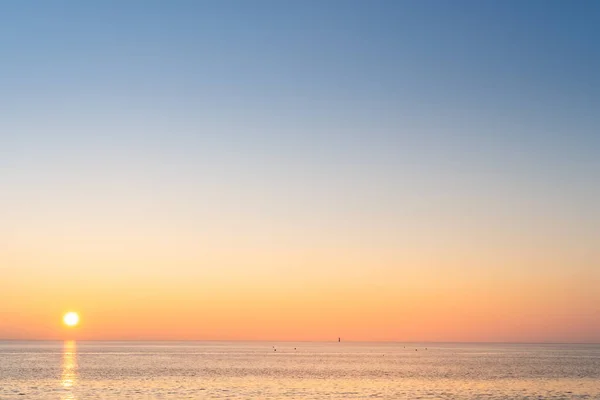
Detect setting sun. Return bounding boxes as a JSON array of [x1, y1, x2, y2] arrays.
[[63, 312, 80, 327]]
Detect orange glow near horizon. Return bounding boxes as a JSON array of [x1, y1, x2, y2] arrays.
[[1, 263, 598, 343], [2, 213, 599, 343]]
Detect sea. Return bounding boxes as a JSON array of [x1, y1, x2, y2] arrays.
[[1, 341, 599, 399]]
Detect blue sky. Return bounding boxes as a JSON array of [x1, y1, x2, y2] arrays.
[[2, 1, 598, 245], [2, 0, 598, 225]]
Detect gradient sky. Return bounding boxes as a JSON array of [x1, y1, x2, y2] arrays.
[[1, 0, 599, 342]]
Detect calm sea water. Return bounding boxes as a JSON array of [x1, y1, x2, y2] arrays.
[[1, 341, 599, 399]]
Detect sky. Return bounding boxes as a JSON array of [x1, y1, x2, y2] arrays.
[[1, 0, 599, 342]]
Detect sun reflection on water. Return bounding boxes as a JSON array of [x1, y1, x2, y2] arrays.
[[61, 340, 77, 399]]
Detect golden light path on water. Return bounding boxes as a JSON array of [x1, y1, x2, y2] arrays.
[[61, 341, 77, 400]]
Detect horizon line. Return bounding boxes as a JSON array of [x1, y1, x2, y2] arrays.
[[1, 339, 599, 345]]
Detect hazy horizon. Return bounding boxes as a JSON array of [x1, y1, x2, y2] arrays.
[[2, 339, 600, 345]]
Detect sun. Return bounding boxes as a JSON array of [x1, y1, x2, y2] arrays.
[[63, 312, 80, 327]]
